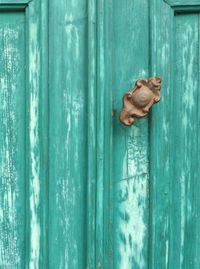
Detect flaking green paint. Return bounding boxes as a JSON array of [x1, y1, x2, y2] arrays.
[[150, 1, 200, 269], [0, 0, 200, 268]]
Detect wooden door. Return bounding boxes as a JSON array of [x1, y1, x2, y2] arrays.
[[112, 0, 200, 268], [0, 0, 200, 268]]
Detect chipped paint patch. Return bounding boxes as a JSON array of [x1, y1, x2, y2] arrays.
[[65, 14, 80, 61], [180, 172, 186, 266], [166, 239, 169, 267], [29, 23, 41, 269], [117, 176, 147, 269], [116, 126, 149, 269], [181, 23, 197, 126]]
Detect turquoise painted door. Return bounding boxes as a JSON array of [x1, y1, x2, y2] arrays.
[[0, 0, 200, 268]]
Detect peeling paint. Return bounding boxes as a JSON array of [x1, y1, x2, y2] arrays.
[[29, 22, 41, 269], [116, 127, 148, 269], [65, 14, 80, 61], [166, 239, 169, 267], [0, 16, 24, 268]]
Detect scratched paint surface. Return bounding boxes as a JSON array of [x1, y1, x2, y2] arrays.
[[112, 1, 149, 268], [48, 0, 88, 268], [150, 1, 200, 268], [171, 13, 200, 268], [0, 12, 25, 268], [2, 1, 200, 269], [0, 1, 48, 268], [28, 5, 41, 269]]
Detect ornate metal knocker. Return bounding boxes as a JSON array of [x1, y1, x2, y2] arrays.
[[119, 77, 162, 126]]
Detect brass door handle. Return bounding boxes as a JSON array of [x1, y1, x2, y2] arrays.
[[119, 77, 162, 126]]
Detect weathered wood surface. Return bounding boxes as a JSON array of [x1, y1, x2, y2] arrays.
[[0, 12, 25, 269], [112, 1, 150, 268], [0, 0, 200, 268], [0, 0, 153, 268], [150, 1, 200, 269], [48, 0, 88, 268], [0, 1, 48, 268]]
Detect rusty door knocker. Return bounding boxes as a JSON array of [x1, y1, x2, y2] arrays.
[[119, 77, 162, 126]]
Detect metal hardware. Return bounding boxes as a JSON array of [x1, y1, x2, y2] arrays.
[[119, 77, 161, 126]]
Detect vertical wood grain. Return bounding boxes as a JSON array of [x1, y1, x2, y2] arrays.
[[0, 2, 48, 268], [150, 1, 200, 269], [149, 2, 172, 268], [26, 1, 48, 268], [0, 11, 25, 268], [170, 12, 200, 269], [100, 1, 113, 268], [48, 0, 88, 268], [112, 1, 150, 268], [5, 1, 200, 269], [87, 0, 97, 267], [95, 1, 113, 268]]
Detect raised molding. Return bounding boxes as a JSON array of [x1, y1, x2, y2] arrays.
[[164, 0, 200, 6]]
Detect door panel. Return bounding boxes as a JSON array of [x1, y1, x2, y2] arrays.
[[0, 1, 48, 268], [150, 1, 200, 268], [0, 11, 25, 268], [173, 13, 200, 268]]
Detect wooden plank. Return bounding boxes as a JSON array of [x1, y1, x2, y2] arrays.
[[26, 0, 48, 268], [112, 1, 150, 268], [95, 0, 113, 268], [87, 0, 97, 268], [0, 11, 26, 268], [149, 2, 173, 268], [39, 0, 48, 267], [101, 2, 113, 268], [48, 0, 88, 268]]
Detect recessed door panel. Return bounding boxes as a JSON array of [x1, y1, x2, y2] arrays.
[[0, 11, 25, 268]]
